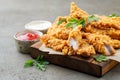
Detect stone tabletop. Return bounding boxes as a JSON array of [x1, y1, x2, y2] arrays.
[[0, 0, 120, 80]]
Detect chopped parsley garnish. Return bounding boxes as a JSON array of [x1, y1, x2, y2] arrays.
[[24, 55, 49, 71], [57, 18, 66, 25], [108, 13, 119, 17], [93, 55, 108, 62], [88, 15, 99, 23], [65, 18, 86, 28]]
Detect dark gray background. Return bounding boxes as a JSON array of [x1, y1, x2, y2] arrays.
[[0, 0, 120, 80]]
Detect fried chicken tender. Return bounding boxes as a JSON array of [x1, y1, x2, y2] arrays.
[[84, 24, 120, 40], [47, 16, 72, 40], [67, 26, 82, 51], [107, 29, 120, 40], [84, 15, 120, 40], [41, 34, 75, 55], [40, 2, 120, 57], [111, 17, 120, 23], [70, 2, 88, 19], [90, 17, 120, 30], [41, 34, 66, 51], [67, 26, 96, 57], [82, 33, 116, 55], [109, 39, 120, 49]]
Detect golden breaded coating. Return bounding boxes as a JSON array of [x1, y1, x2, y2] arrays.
[[68, 26, 96, 57], [107, 29, 120, 40], [70, 2, 88, 18], [41, 34, 74, 55], [84, 24, 120, 40], [90, 17, 120, 30], [41, 2, 120, 57], [109, 39, 120, 49], [47, 17, 72, 40], [41, 34, 68, 51], [77, 45, 95, 57], [111, 17, 120, 23], [82, 33, 116, 55]]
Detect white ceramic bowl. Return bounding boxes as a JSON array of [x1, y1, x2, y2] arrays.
[[25, 20, 52, 33], [14, 30, 43, 53]]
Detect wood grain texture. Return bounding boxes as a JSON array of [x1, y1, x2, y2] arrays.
[[30, 42, 119, 77]]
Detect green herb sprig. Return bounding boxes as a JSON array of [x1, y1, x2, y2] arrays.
[[108, 13, 119, 17], [57, 18, 66, 25], [24, 55, 49, 71], [88, 15, 99, 23], [93, 55, 108, 62], [65, 18, 86, 28]]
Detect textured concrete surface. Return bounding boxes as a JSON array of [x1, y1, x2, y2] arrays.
[[0, 0, 120, 80]]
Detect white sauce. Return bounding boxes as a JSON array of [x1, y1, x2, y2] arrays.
[[25, 20, 52, 30]]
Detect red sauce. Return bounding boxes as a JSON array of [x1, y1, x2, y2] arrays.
[[17, 33, 39, 41]]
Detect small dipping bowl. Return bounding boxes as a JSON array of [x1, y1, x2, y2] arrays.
[[14, 30, 43, 53], [25, 20, 52, 33]]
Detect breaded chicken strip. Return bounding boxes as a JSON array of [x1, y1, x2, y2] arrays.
[[111, 17, 120, 23], [47, 17, 72, 40], [67, 26, 82, 50], [109, 39, 120, 49], [107, 29, 120, 40], [40, 2, 120, 57], [70, 2, 88, 19], [41, 34, 74, 55], [84, 25, 120, 40], [82, 33, 116, 56], [90, 18, 120, 30], [41, 34, 66, 51], [67, 26, 96, 57]]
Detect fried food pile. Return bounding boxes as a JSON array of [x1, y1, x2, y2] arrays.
[[41, 2, 120, 57]]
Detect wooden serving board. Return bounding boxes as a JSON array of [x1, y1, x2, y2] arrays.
[[30, 42, 119, 77]]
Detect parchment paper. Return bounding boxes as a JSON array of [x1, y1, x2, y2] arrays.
[[39, 44, 62, 55], [39, 44, 120, 62], [108, 50, 120, 62]]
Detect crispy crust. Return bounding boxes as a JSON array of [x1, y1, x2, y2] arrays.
[[41, 2, 120, 57]]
